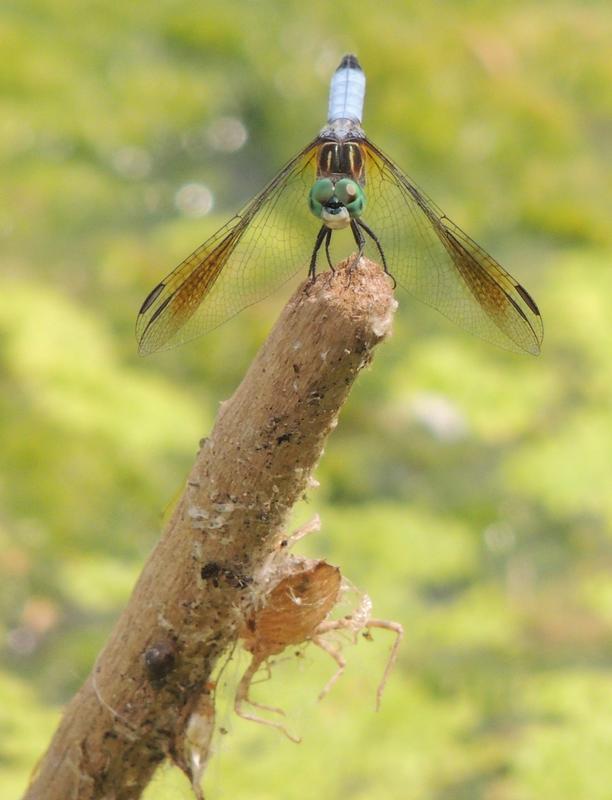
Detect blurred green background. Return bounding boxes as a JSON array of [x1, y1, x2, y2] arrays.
[[2, 0, 612, 798]]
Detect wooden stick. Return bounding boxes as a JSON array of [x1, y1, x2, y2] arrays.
[[23, 257, 396, 800]]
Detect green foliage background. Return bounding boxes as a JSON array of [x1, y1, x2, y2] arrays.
[[2, 1, 612, 798]]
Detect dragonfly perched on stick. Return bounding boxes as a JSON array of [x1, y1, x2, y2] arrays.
[[137, 55, 543, 356]]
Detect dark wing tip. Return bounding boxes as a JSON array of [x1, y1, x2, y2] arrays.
[[138, 282, 165, 314], [513, 284, 544, 354], [337, 54, 362, 72], [136, 291, 175, 355], [515, 282, 541, 317]]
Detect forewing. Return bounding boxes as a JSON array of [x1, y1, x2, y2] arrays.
[[361, 139, 543, 354], [136, 140, 320, 354]]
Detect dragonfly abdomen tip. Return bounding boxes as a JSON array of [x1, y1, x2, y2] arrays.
[[337, 54, 362, 72]]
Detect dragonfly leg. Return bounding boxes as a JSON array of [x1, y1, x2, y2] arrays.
[[309, 225, 329, 282], [355, 219, 396, 288], [324, 228, 335, 273], [350, 220, 366, 269]]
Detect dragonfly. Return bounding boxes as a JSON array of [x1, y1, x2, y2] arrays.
[[136, 54, 543, 356]]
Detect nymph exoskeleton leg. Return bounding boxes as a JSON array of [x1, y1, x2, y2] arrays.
[[313, 611, 403, 711], [234, 655, 301, 743], [283, 515, 321, 549], [363, 618, 404, 711], [312, 634, 347, 701]]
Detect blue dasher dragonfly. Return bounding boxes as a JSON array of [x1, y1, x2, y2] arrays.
[[137, 55, 543, 356]]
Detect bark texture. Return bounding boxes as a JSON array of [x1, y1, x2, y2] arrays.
[[24, 257, 396, 800]]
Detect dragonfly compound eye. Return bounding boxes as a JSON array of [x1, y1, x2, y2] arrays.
[[334, 178, 365, 217], [309, 178, 336, 218]]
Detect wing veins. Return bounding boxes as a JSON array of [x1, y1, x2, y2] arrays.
[[363, 139, 543, 353], [439, 226, 540, 345], [136, 139, 320, 354]]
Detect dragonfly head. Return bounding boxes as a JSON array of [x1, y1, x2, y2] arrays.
[[309, 177, 365, 230]]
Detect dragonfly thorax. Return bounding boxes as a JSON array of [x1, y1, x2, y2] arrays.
[[317, 140, 365, 182], [308, 177, 365, 230]]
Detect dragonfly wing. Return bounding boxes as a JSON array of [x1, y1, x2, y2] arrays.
[[136, 140, 320, 354], [361, 139, 543, 354]]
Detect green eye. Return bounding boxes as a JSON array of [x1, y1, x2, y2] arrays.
[[310, 178, 335, 204], [308, 177, 366, 221], [335, 178, 366, 217], [309, 178, 336, 219]]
